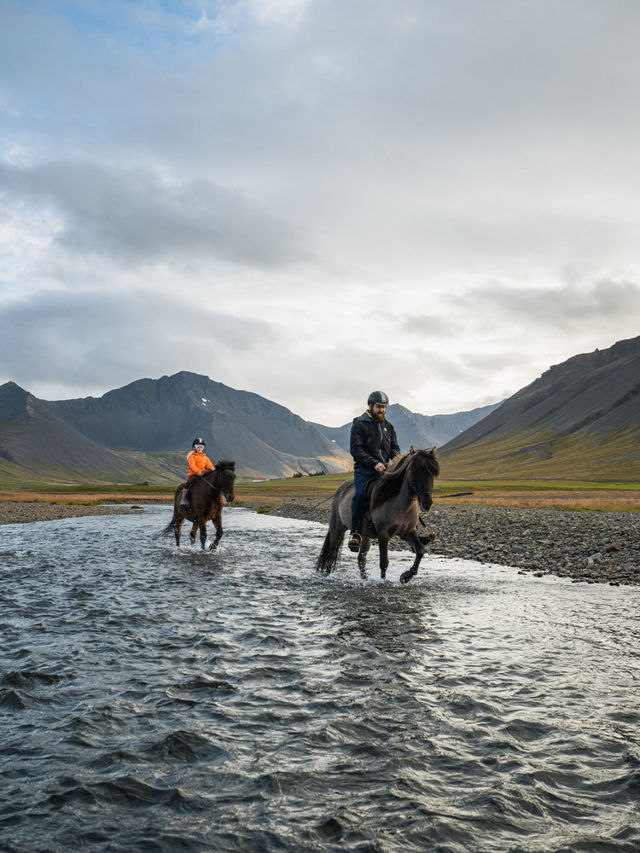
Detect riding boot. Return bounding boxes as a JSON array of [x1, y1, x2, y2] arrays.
[[348, 532, 362, 552], [180, 488, 189, 506]]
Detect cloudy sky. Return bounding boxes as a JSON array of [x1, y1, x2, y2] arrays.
[[1, 0, 639, 425]]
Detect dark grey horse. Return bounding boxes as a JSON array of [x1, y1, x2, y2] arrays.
[[316, 448, 440, 583]]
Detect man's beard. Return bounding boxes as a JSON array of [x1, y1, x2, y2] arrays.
[[370, 410, 385, 422]]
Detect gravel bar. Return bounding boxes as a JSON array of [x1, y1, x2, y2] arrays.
[[0, 502, 138, 526]]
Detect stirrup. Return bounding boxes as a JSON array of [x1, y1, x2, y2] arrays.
[[348, 532, 362, 552]]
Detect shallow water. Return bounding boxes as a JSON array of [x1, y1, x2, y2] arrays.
[[1, 506, 640, 852]]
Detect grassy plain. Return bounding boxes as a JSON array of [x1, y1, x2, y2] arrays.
[[1, 475, 638, 512], [236, 475, 640, 512]]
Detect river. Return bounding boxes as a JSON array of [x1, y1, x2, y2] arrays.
[[1, 506, 639, 852]]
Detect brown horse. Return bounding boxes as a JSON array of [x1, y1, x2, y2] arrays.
[[315, 448, 440, 583], [160, 461, 236, 550]]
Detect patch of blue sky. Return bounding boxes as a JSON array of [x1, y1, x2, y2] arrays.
[[29, 0, 245, 48]]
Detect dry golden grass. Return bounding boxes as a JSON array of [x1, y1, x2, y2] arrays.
[[0, 488, 173, 505], [235, 477, 640, 513], [1, 474, 638, 513]]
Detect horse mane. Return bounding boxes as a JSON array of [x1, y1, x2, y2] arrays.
[[204, 459, 235, 478], [370, 449, 439, 509]]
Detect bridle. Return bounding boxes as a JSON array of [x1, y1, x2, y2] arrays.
[[375, 452, 434, 508], [405, 455, 434, 508], [202, 469, 235, 502]]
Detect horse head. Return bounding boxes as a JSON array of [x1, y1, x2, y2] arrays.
[[371, 447, 439, 511], [407, 447, 439, 512], [215, 459, 236, 503]]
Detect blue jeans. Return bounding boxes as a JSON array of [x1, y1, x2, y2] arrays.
[[350, 467, 378, 535]]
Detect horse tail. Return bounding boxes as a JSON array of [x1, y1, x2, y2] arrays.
[[157, 517, 178, 539], [315, 496, 346, 574], [156, 498, 182, 539]]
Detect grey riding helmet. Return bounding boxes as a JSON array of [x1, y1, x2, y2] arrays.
[[367, 391, 389, 406]]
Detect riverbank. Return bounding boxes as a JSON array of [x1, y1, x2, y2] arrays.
[[0, 501, 139, 525], [265, 497, 640, 586]]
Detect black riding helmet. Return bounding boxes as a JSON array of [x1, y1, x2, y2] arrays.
[[367, 391, 389, 407], [192, 437, 206, 448]]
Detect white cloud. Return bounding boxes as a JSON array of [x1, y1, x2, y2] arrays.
[[248, 0, 313, 28], [0, 289, 273, 398], [1, 0, 640, 424], [1, 160, 309, 268]]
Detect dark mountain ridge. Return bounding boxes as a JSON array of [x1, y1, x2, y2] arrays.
[[50, 372, 337, 457], [0, 381, 135, 479], [0, 372, 354, 482], [440, 336, 640, 479], [0, 372, 499, 484], [2, 336, 636, 485]]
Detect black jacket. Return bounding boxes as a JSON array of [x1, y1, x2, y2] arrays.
[[350, 411, 401, 470]]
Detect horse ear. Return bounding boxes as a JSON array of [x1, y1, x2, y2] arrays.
[[431, 446, 438, 456], [409, 445, 416, 454]]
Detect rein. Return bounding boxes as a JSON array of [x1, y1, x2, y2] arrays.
[[201, 471, 228, 496], [407, 471, 433, 507], [409, 481, 433, 503], [370, 453, 435, 509]]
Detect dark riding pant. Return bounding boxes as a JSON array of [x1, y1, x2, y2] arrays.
[[181, 474, 200, 505], [350, 467, 378, 535]]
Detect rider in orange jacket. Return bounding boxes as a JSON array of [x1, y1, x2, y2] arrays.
[[180, 438, 215, 506]]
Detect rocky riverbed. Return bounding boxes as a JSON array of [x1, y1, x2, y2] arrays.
[[0, 501, 137, 525], [268, 498, 640, 586]]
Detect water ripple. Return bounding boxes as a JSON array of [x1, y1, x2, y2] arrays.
[[1, 506, 639, 851]]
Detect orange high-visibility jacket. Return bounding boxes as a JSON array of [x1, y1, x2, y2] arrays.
[[187, 450, 215, 477]]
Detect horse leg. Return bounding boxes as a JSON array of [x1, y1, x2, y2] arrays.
[[399, 530, 425, 584], [210, 511, 223, 550], [189, 521, 198, 546], [175, 516, 184, 546], [199, 520, 207, 550], [357, 531, 372, 578], [378, 536, 389, 580]]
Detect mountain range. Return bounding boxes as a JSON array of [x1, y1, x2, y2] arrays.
[[313, 402, 500, 454], [439, 335, 640, 480], [1, 335, 637, 484], [0, 372, 492, 484]]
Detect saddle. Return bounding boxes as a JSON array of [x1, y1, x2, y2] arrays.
[[360, 478, 378, 534], [363, 477, 376, 505]]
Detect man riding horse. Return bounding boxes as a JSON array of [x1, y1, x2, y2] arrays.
[[348, 390, 401, 552]]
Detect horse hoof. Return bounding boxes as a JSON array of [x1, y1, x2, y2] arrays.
[[400, 571, 413, 584]]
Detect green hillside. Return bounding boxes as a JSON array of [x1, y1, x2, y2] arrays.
[[440, 426, 640, 481], [441, 336, 640, 481]]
